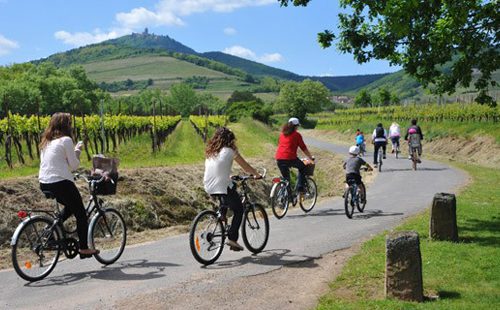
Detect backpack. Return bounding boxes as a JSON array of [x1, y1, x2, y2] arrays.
[[375, 127, 385, 138], [409, 133, 421, 148]]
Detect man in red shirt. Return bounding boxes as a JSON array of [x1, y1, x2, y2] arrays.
[[275, 117, 314, 201]]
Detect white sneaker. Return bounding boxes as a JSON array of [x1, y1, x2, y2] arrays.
[[226, 239, 244, 251]]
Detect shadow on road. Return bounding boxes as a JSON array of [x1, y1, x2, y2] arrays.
[[285, 208, 345, 219], [205, 248, 320, 270], [25, 259, 180, 287], [353, 209, 404, 220]]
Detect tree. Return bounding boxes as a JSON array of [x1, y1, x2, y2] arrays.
[[278, 79, 330, 120], [168, 83, 198, 117], [354, 90, 372, 107], [279, 0, 499, 105], [227, 91, 262, 105], [377, 88, 392, 107]]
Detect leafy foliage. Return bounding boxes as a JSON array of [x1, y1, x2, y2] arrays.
[[277, 79, 331, 121], [279, 0, 499, 105]]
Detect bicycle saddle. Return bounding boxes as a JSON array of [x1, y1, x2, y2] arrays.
[[42, 191, 56, 199]]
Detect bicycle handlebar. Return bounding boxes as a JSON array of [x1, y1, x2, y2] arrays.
[[231, 168, 267, 181], [74, 173, 114, 185]]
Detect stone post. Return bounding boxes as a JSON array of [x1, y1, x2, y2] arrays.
[[385, 231, 424, 302], [430, 193, 458, 242]]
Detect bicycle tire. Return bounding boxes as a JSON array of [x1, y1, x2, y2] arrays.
[[357, 185, 366, 212], [411, 149, 417, 171], [299, 177, 317, 213], [242, 204, 269, 254], [344, 188, 355, 219], [12, 216, 60, 282], [89, 208, 127, 265], [189, 210, 225, 265], [378, 149, 383, 172], [270, 182, 289, 219]]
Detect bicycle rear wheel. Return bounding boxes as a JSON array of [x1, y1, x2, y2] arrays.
[[89, 208, 127, 265], [299, 177, 317, 213], [270, 182, 289, 219], [242, 204, 269, 254], [357, 185, 366, 212], [189, 210, 225, 265], [12, 217, 60, 282], [412, 149, 418, 171], [378, 150, 383, 172], [344, 187, 355, 219]]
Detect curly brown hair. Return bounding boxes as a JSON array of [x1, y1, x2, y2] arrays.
[[205, 127, 237, 158], [39, 112, 73, 150], [282, 123, 297, 136]]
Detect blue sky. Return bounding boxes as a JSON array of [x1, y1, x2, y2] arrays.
[[0, 0, 401, 76]]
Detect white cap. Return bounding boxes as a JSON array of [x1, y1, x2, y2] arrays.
[[288, 117, 300, 126], [349, 145, 360, 155]]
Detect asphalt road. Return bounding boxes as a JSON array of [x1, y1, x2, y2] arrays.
[[0, 137, 468, 309]]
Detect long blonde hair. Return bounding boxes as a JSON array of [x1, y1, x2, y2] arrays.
[[39, 112, 73, 150]]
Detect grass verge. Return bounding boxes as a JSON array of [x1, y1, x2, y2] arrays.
[[317, 163, 500, 309]]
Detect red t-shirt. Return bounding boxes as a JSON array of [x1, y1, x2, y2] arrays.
[[275, 130, 308, 160]]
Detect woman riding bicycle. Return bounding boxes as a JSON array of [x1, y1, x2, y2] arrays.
[[275, 117, 314, 201], [203, 127, 261, 252], [38, 112, 99, 258], [389, 122, 401, 154]]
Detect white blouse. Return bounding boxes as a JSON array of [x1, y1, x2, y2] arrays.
[[39, 136, 81, 184], [203, 147, 237, 195]]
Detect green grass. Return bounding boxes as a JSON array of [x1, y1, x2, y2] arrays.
[[83, 55, 231, 82], [317, 164, 500, 309], [228, 118, 277, 158]]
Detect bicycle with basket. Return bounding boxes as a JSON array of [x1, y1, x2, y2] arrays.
[[10, 156, 127, 282]]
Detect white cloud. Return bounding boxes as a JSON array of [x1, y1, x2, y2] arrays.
[[54, 28, 129, 47], [55, 0, 276, 48], [223, 27, 237, 36], [223, 45, 283, 63], [0, 34, 19, 56]]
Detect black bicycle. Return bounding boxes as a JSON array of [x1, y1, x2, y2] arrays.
[[11, 174, 127, 282], [344, 168, 369, 219], [189, 170, 269, 265], [269, 162, 317, 219]]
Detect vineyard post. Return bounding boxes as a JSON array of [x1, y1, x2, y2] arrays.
[[3, 97, 12, 168], [158, 97, 163, 119], [152, 99, 157, 152], [99, 99, 105, 154], [35, 98, 41, 158], [81, 112, 91, 161]]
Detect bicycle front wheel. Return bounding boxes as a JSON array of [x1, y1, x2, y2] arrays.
[[357, 185, 367, 213], [344, 188, 355, 219], [189, 210, 225, 265], [270, 182, 289, 219], [299, 177, 317, 213], [242, 204, 269, 254], [12, 217, 60, 282], [89, 208, 127, 265]]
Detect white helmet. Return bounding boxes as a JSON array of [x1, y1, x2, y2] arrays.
[[349, 145, 360, 155], [288, 117, 300, 126]]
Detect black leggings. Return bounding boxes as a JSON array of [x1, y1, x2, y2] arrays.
[[40, 180, 89, 250], [213, 186, 244, 242]]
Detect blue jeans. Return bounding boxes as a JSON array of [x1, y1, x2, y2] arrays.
[[277, 158, 306, 193]]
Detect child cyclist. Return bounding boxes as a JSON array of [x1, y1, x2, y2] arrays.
[[355, 131, 365, 156], [343, 146, 373, 201]]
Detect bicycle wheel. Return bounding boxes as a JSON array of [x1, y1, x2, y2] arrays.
[[12, 217, 60, 282], [189, 210, 225, 265], [299, 177, 317, 213], [344, 187, 355, 219], [357, 185, 366, 212], [412, 149, 418, 171], [242, 204, 269, 254], [378, 150, 383, 172], [270, 182, 289, 219], [89, 208, 127, 265]]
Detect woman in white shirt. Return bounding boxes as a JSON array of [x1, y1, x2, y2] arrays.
[[388, 122, 401, 154], [39, 113, 99, 257], [203, 127, 261, 251]]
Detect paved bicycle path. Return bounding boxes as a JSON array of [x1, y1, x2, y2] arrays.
[[0, 137, 468, 309]]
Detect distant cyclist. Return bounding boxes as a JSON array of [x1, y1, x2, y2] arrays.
[[275, 117, 314, 202], [404, 119, 424, 160], [203, 127, 262, 251], [371, 123, 387, 168], [389, 122, 401, 154], [355, 130, 365, 156], [343, 146, 373, 201]]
